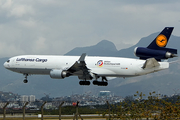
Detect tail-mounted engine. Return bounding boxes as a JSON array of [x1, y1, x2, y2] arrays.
[[134, 47, 177, 61]]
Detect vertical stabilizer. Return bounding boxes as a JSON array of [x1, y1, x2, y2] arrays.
[[147, 27, 174, 49]]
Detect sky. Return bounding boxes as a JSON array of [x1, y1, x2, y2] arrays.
[[0, 0, 180, 58]]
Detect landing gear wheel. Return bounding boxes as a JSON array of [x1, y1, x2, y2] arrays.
[[97, 82, 108, 86], [93, 80, 98, 85], [93, 80, 108, 86], [23, 79, 28, 83], [79, 81, 90, 85]]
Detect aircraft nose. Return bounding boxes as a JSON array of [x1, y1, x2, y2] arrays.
[[4, 62, 7, 68], [4, 62, 9, 68]]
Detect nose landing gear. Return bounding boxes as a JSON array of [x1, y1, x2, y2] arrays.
[[23, 74, 28, 83]]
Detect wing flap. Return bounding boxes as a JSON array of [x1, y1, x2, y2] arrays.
[[142, 58, 160, 69]]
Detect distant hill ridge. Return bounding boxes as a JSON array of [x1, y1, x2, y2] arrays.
[[67, 33, 180, 58], [66, 40, 118, 56]]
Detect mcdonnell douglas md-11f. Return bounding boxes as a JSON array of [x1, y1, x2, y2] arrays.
[[4, 27, 178, 86]]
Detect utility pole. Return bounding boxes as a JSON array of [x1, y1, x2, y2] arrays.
[[173, 88, 179, 95], [73, 101, 83, 120], [3, 102, 9, 120], [59, 101, 64, 120], [23, 102, 29, 120], [41, 101, 47, 120]]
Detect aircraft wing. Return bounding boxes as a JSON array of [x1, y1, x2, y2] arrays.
[[67, 53, 91, 79], [142, 58, 160, 69]]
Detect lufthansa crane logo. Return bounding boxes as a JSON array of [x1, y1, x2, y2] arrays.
[[156, 34, 167, 47]]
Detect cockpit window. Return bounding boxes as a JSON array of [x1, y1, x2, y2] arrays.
[[7, 60, 10, 63]]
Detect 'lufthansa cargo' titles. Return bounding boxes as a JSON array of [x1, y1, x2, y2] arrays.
[[16, 58, 47, 63]]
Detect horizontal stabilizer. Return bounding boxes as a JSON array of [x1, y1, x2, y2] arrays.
[[142, 58, 160, 69]]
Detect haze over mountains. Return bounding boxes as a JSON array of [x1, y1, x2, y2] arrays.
[[0, 32, 180, 98]]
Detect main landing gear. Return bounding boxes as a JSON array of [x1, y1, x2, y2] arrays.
[[93, 76, 108, 86], [79, 76, 108, 86], [23, 74, 28, 83]]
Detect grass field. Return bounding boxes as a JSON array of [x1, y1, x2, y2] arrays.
[[0, 118, 106, 120], [0, 115, 107, 120]]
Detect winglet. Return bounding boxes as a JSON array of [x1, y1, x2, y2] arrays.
[[78, 53, 86, 62]]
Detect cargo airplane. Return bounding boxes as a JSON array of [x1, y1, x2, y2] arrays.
[[4, 27, 177, 86]]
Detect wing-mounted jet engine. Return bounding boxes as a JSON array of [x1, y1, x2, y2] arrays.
[[134, 27, 177, 61], [50, 69, 71, 79]]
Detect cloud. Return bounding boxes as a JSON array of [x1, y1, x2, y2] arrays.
[[0, 0, 180, 58], [10, 4, 34, 17], [32, 37, 47, 53], [1, 0, 34, 18], [17, 18, 36, 28]]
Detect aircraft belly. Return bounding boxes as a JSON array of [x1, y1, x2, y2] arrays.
[[135, 62, 169, 76], [90, 66, 137, 77], [7, 68, 51, 74]]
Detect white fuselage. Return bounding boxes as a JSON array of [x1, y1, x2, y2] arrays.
[[4, 55, 169, 78]]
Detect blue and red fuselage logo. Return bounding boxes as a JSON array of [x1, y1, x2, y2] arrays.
[[97, 60, 103, 67]]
